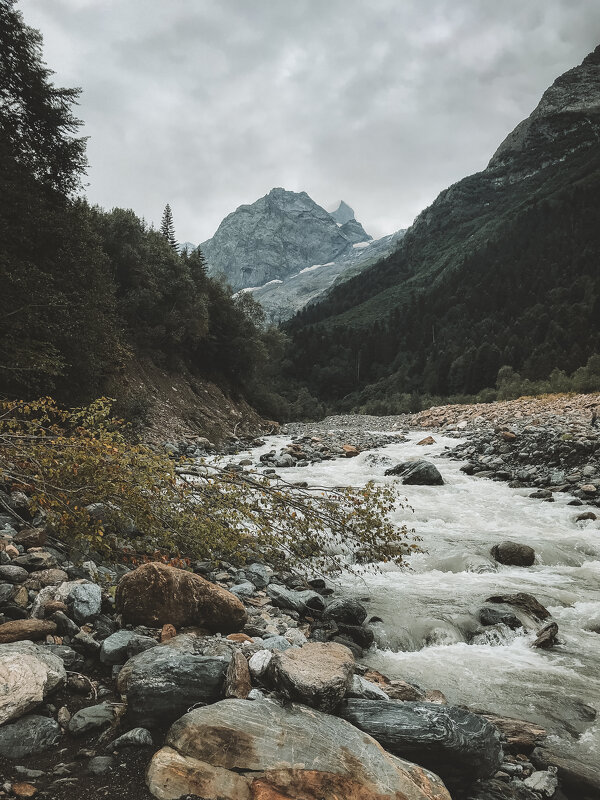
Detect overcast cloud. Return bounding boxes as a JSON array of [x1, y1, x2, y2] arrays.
[[20, 0, 600, 243]]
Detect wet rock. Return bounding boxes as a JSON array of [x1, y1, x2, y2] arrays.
[[385, 459, 444, 485], [324, 596, 368, 625], [115, 562, 247, 633], [269, 641, 354, 711], [485, 593, 550, 621], [479, 607, 523, 629], [107, 727, 154, 750], [147, 698, 451, 800], [0, 642, 66, 724], [340, 699, 503, 790], [576, 511, 597, 521], [531, 745, 600, 798], [348, 674, 390, 700], [490, 541, 535, 567], [532, 621, 558, 649], [480, 714, 546, 754], [0, 714, 62, 758], [267, 583, 326, 614], [67, 702, 117, 736], [116, 646, 228, 727], [0, 618, 57, 643]]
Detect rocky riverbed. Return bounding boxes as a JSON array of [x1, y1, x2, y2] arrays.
[[1, 395, 599, 800]]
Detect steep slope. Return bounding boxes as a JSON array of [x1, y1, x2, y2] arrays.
[[246, 229, 405, 324], [285, 45, 600, 405], [201, 188, 371, 292]]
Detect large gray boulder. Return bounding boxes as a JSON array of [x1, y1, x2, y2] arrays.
[[340, 699, 503, 790], [0, 714, 62, 758], [147, 698, 451, 800], [0, 641, 66, 724], [491, 541, 536, 567], [269, 641, 354, 711], [116, 646, 228, 727], [385, 460, 444, 485]]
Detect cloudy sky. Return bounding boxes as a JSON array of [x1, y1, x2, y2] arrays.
[[21, 0, 600, 243]]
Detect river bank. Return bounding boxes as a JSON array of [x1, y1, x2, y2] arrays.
[[1, 396, 599, 799]]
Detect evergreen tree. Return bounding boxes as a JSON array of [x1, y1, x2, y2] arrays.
[[160, 203, 178, 251]]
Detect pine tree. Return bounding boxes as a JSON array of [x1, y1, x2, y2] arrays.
[[160, 203, 178, 251]]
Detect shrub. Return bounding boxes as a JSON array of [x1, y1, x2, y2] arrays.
[[0, 397, 414, 573]]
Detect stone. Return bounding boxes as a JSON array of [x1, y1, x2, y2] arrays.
[[248, 649, 272, 679], [340, 699, 503, 790], [227, 632, 254, 643], [479, 607, 523, 629], [490, 541, 535, 567], [146, 698, 451, 800], [86, 756, 114, 775], [384, 460, 444, 485], [0, 714, 62, 758], [67, 582, 101, 623], [267, 583, 325, 614], [99, 630, 137, 665], [14, 527, 47, 548], [224, 650, 251, 699], [417, 436, 436, 445], [523, 768, 558, 796], [480, 714, 546, 754], [45, 644, 84, 670], [229, 580, 255, 599], [67, 702, 117, 736], [0, 642, 66, 724], [348, 674, 390, 700], [116, 646, 228, 727], [11, 551, 57, 571], [485, 593, 550, 621], [0, 565, 29, 583], [160, 623, 176, 642], [269, 641, 354, 711], [126, 633, 158, 658], [324, 597, 367, 626], [262, 634, 295, 652], [0, 619, 57, 643], [532, 621, 558, 649], [531, 745, 600, 798], [343, 444, 360, 456], [115, 562, 247, 633], [107, 727, 154, 750], [244, 562, 271, 589], [11, 783, 37, 798], [51, 611, 80, 637], [576, 511, 597, 521]]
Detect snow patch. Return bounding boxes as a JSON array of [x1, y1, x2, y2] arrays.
[[352, 241, 371, 249], [299, 262, 335, 274]]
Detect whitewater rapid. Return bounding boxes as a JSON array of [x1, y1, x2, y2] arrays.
[[244, 430, 600, 766]]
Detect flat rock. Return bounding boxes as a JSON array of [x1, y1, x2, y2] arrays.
[[266, 583, 325, 614], [107, 727, 154, 750], [0, 642, 66, 724], [269, 641, 354, 711], [384, 460, 444, 485], [340, 699, 503, 790], [0, 714, 62, 758], [115, 562, 247, 633], [0, 618, 57, 643], [117, 645, 228, 727], [484, 593, 550, 622], [147, 698, 451, 800], [67, 702, 117, 735]]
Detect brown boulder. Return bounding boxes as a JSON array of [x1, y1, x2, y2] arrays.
[[14, 527, 47, 548], [269, 642, 354, 711], [0, 619, 57, 644], [115, 562, 247, 633], [417, 436, 436, 446]]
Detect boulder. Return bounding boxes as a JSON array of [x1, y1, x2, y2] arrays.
[[384, 460, 444, 486], [67, 702, 117, 736], [146, 698, 451, 800], [485, 593, 550, 621], [339, 699, 503, 790], [14, 527, 47, 548], [11, 551, 57, 571], [244, 562, 271, 589], [99, 630, 137, 665], [532, 622, 558, 649], [32, 579, 101, 622], [0, 618, 57, 643], [0, 642, 66, 724], [324, 597, 368, 626], [490, 541, 535, 567], [267, 583, 325, 614], [479, 607, 523, 629], [115, 562, 247, 633], [531, 745, 600, 799], [0, 714, 62, 758], [107, 727, 154, 750], [116, 646, 228, 727], [269, 641, 354, 711], [0, 565, 29, 584]]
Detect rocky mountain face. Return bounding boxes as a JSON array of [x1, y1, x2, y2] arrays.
[[284, 45, 600, 405], [248, 228, 405, 324], [201, 188, 372, 293]]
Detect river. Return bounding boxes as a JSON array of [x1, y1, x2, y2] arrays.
[[244, 429, 600, 770]]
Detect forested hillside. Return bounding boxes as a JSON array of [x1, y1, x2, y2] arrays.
[[283, 46, 600, 414], [0, 3, 283, 423]]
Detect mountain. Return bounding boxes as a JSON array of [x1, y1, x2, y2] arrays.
[[200, 188, 371, 293], [244, 228, 405, 324], [284, 45, 600, 409]]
